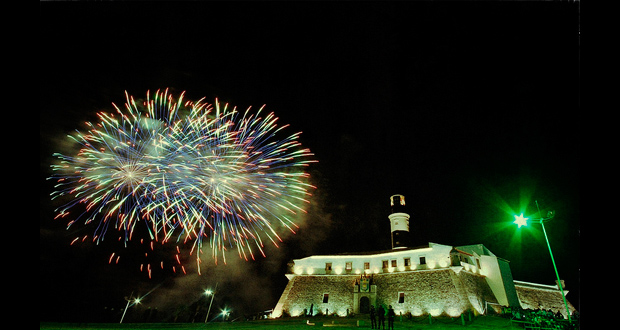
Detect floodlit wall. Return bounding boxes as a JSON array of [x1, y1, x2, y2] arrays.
[[273, 274, 357, 318], [479, 254, 509, 306], [458, 270, 502, 314], [514, 281, 577, 319], [273, 268, 500, 318], [273, 242, 575, 320], [376, 269, 465, 317]]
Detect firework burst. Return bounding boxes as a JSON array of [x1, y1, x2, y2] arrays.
[[50, 89, 316, 275]]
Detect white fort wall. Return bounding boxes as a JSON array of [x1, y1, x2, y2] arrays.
[[273, 241, 576, 319], [272, 268, 500, 318], [286, 242, 511, 304], [290, 243, 456, 276], [273, 243, 509, 318]]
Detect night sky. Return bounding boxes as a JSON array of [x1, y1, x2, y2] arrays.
[[40, 1, 580, 323]]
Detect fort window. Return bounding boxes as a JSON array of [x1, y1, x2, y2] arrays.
[[382, 260, 388, 269], [398, 292, 405, 304], [322, 293, 329, 303], [404, 258, 411, 267], [345, 262, 352, 271], [419, 256, 426, 265], [391, 259, 397, 268], [364, 262, 370, 270], [325, 263, 332, 271]]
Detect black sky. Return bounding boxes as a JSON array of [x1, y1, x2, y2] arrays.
[[40, 1, 580, 323]]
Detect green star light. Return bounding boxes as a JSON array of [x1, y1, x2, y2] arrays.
[[513, 213, 529, 228]]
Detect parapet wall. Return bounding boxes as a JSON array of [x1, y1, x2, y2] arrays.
[[515, 283, 576, 319]]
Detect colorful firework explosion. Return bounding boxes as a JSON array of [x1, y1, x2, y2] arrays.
[[49, 89, 316, 275]]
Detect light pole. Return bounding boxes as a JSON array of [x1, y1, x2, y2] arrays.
[[120, 293, 141, 324], [204, 282, 218, 323], [513, 200, 571, 322]]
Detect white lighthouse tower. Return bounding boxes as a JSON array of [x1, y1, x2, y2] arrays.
[[388, 194, 410, 249]]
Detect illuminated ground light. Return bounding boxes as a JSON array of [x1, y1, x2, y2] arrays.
[[290, 308, 303, 317], [445, 307, 464, 317], [411, 306, 423, 316], [429, 308, 442, 317], [428, 304, 444, 317]]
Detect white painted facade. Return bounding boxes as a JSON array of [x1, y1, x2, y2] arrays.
[[289, 243, 483, 277], [276, 242, 521, 316]]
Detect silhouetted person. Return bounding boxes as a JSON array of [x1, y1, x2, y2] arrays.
[[309, 303, 313, 317], [377, 305, 385, 330], [387, 305, 395, 330], [370, 305, 377, 329]]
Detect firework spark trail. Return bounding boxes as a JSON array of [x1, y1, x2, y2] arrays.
[[50, 89, 316, 273]]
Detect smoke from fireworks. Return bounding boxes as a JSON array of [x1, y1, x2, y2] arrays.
[[49, 89, 316, 275]]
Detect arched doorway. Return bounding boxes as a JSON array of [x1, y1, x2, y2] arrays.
[[359, 296, 370, 314]]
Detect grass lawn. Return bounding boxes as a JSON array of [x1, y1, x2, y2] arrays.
[[41, 315, 521, 329]]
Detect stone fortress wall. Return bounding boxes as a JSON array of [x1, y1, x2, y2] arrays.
[[273, 267, 503, 318]]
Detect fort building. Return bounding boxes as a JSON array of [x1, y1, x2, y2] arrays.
[[272, 195, 576, 319]]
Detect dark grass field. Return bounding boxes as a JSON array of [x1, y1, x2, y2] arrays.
[[41, 315, 523, 329]]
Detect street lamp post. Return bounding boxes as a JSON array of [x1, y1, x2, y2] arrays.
[[513, 200, 572, 322], [120, 298, 131, 324], [120, 293, 141, 324], [205, 282, 218, 323]]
